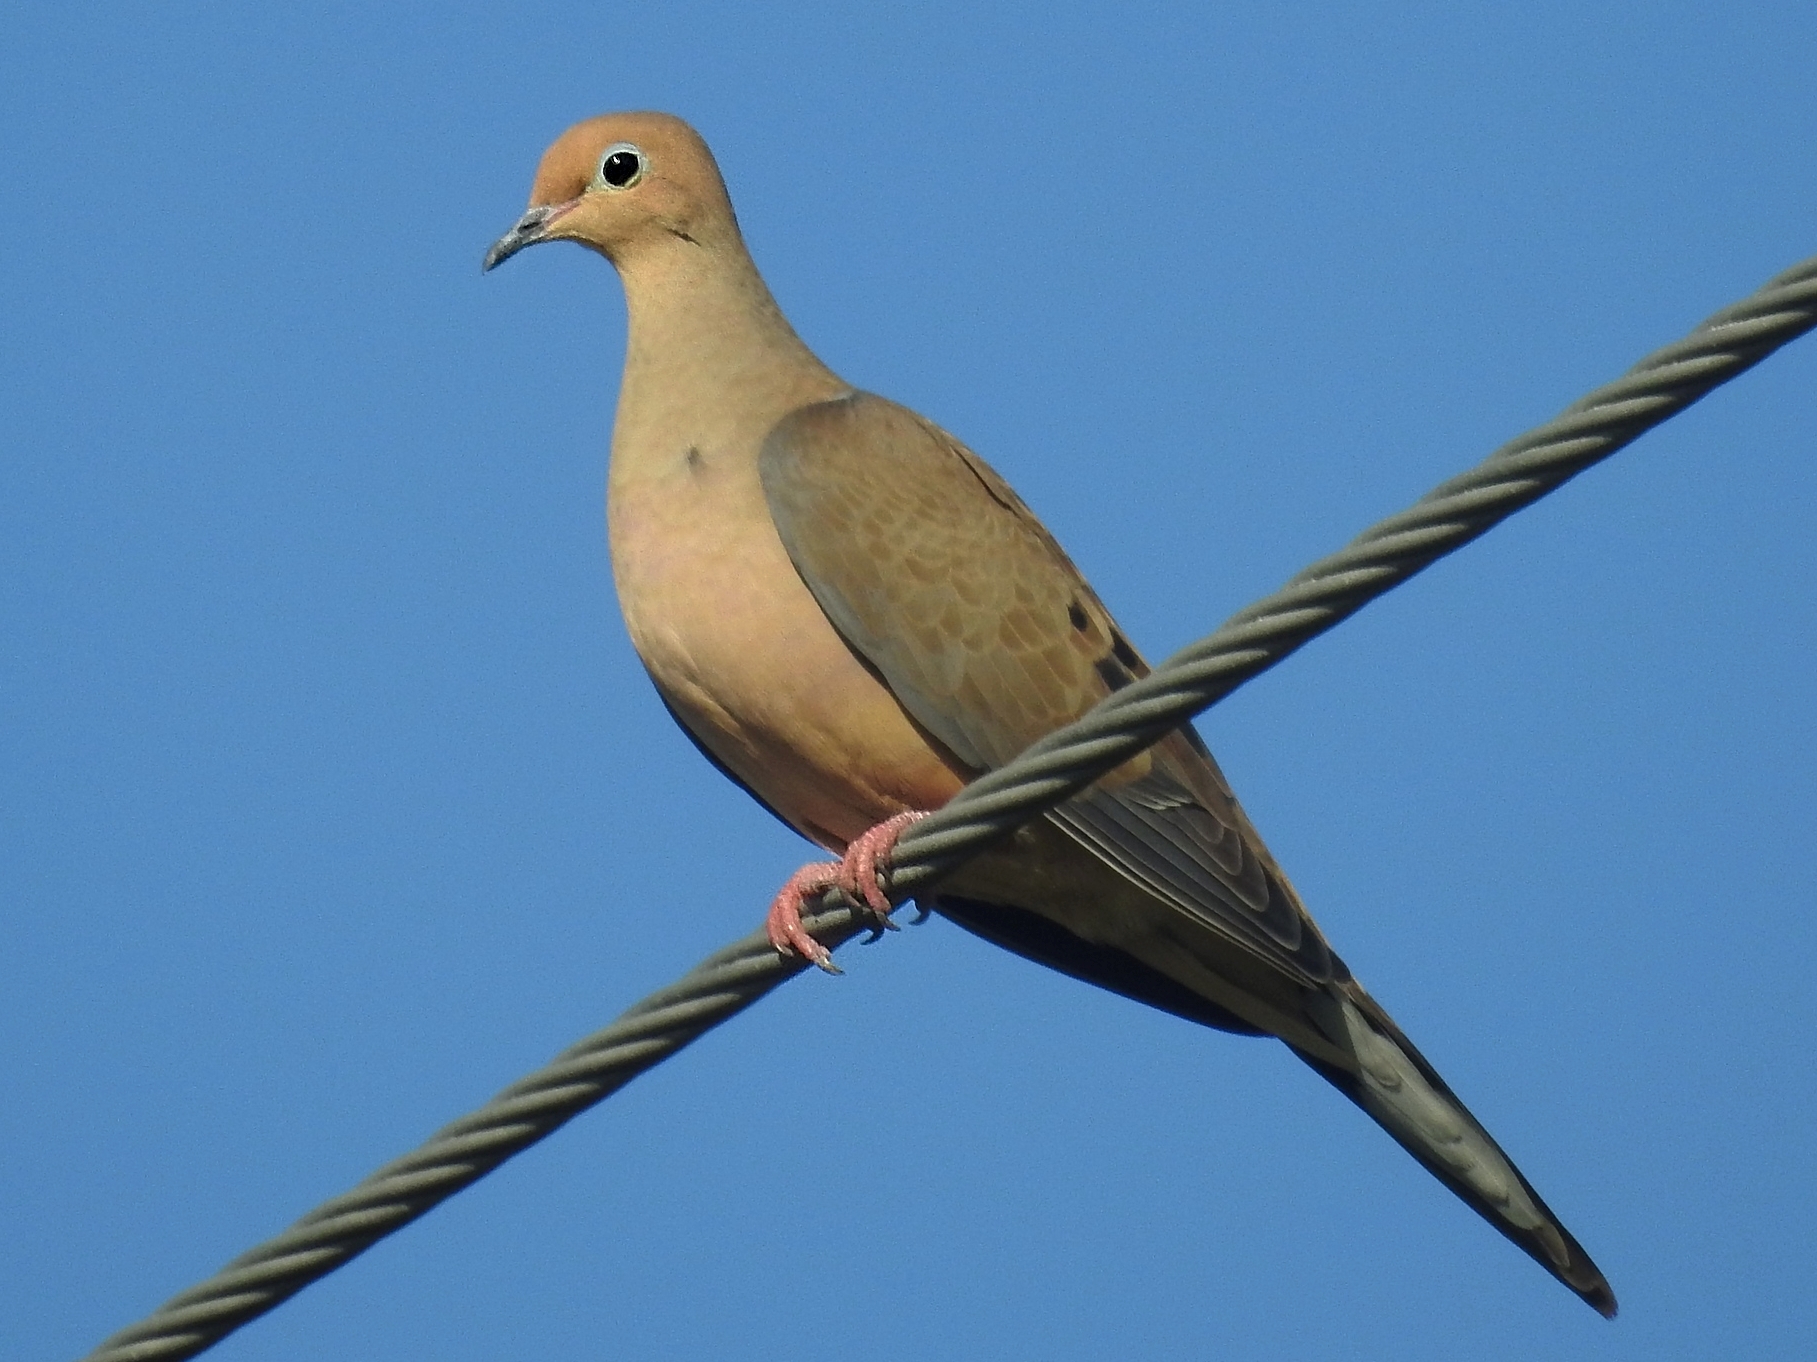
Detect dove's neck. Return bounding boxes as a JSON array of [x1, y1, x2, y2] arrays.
[[610, 235, 848, 485]]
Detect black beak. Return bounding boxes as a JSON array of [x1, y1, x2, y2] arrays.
[[483, 204, 568, 272]]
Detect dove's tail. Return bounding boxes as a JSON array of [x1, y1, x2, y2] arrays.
[[1294, 986, 1616, 1318]]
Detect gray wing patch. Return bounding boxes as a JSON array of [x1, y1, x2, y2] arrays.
[[1048, 776, 1342, 988]]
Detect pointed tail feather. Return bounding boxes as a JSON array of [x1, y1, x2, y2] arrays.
[[1297, 988, 1616, 1318]]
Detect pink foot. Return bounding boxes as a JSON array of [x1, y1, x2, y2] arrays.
[[766, 811, 931, 972]]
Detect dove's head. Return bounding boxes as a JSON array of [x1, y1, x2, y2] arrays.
[[483, 112, 739, 272]]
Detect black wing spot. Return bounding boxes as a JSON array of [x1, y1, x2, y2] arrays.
[[1110, 631, 1141, 671], [1095, 656, 1134, 691], [686, 445, 704, 471], [1067, 601, 1089, 631]]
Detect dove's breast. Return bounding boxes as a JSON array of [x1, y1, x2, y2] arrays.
[[606, 425, 966, 852]]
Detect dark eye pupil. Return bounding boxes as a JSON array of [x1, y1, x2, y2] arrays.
[[601, 150, 641, 187]]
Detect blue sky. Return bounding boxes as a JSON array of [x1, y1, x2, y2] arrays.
[[4, 4, 1814, 1359]]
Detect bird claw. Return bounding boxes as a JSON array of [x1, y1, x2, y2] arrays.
[[766, 811, 931, 965], [766, 863, 843, 972], [838, 811, 930, 936]]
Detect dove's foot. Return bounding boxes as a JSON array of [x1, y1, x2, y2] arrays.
[[837, 811, 930, 916], [765, 862, 844, 972], [766, 811, 930, 971]]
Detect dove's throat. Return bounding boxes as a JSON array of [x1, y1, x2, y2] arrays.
[[611, 237, 846, 483]]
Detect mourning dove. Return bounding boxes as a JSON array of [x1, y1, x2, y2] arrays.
[[484, 112, 1616, 1317]]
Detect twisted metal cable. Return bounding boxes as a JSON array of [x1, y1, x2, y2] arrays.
[[81, 253, 1817, 1362], [885, 254, 1817, 886]]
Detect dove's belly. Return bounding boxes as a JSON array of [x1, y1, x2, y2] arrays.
[[607, 442, 966, 852]]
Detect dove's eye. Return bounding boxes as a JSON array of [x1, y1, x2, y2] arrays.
[[597, 144, 646, 190]]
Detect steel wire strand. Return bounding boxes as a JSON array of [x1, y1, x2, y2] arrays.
[[79, 253, 1817, 1362], [882, 255, 1817, 885]]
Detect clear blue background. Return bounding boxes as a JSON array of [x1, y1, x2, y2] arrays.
[[5, 4, 1814, 1359]]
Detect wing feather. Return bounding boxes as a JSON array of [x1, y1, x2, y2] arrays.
[[759, 390, 1339, 987]]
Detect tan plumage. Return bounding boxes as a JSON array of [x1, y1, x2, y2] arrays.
[[485, 111, 1616, 1317]]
